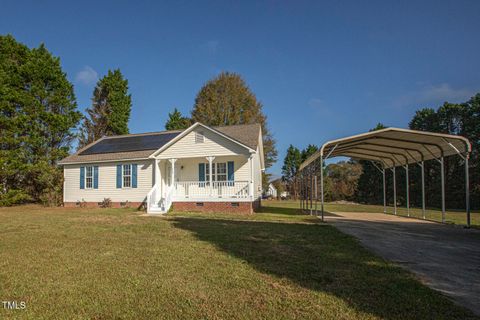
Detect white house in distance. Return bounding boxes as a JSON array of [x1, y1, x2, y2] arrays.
[[265, 183, 277, 198], [58, 122, 265, 214]]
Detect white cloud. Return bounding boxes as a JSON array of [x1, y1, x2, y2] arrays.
[[393, 83, 474, 108], [75, 66, 98, 85]]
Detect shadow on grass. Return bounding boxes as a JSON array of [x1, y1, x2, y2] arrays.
[[172, 217, 477, 320], [260, 205, 342, 217]]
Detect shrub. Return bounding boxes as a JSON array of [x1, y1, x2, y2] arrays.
[[0, 189, 32, 206], [100, 198, 112, 208]]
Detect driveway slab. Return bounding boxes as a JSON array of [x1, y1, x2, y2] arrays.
[[327, 211, 480, 315]]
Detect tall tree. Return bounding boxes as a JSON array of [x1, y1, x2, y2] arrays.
[[191, 72, 277, 169], [282, 145, 302, 199], [165, 107, 192, 130], [301, 144, 319, 162], [355, 123, 387, 205], [0, 35, 81, 205], [79, 69, 131, 148], [325, 161, 362, 201]]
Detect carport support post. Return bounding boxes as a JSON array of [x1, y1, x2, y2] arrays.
[[393, 167, 397, 215], [320, 154, 324, 221], [405, 164, 410, 217], [420, 161, 426, 219], [314, 175, 318, 215], [310, 173, 314, 215], [382, 168, 386, 214], [440, 157, 446, 223], [465, 156, 470, 228]]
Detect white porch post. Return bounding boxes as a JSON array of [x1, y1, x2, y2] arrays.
[[154, 159, 161, 202], [169, 158, 177, 187], [249, 154, 254, 200], [206, 156, 215, 196]]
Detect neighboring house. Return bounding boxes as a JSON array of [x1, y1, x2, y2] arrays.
[[265, 183, 277, 198], [58, 122, 265, 214]]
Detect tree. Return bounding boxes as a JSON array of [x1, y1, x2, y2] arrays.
[[409, 99, 479, 210], [0, 35, 81, 205], [191, 72, 277, 169], [355, 123, 387, 205], [79, 69, 131, 148], [282, 145, 302, 199], [165, 108, 192, 130], [325, 161, 362, 201], [301, 144, 318, 162]]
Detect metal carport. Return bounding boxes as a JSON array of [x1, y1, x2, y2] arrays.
[[298, 128, 472, 227]]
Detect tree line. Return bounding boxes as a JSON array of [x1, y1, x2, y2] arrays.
[[283, 95, 479, 210], [0, 35, 276, 206]]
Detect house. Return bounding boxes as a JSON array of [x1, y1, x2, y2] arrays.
[[265, 183, 277, 198], [58, 122, 265, 214]]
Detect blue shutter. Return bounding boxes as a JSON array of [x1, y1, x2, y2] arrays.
[[116, 165, 122, 188], [93, 166, 99, 189], [199, 163, 205, 182], [227, 161, 234, 181], [132, 164, 138, 188], [80, 167, 85, 189]]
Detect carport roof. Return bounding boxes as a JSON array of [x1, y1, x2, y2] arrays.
[[300, 127, 471, 170]]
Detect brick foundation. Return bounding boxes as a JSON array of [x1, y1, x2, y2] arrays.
[[64, 199, 262, 214], [172, 201, 260, 214], [64, 202, 144, 209]]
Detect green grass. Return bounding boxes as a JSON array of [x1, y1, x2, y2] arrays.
[[270, 199, 480, 226], [0, 204, 477, 319]]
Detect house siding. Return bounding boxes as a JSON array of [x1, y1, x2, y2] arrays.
[[158, 127, 250, 159], [63, 160, 153, 203]]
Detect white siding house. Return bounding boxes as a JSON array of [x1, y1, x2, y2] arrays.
[[59, 123, 264, 214]]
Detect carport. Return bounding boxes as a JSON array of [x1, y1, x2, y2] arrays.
[[298, 128, 472, 227]]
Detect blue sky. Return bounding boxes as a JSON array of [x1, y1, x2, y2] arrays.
[[1, 0, 479, 176]]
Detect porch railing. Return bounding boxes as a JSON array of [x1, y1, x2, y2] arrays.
[[174, 180, 250, 199]]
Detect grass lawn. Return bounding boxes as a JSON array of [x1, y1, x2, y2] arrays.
[[1, 204, 478, 319], [270, 200, 480, 227]]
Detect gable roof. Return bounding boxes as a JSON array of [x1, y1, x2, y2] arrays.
[[58, 123, 262, 165], [150, 122, 259, 157]]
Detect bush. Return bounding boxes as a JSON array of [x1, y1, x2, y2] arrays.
[[0, 189, 32, 206], [100, 198, 112, 208]]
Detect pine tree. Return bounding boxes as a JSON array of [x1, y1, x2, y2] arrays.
[[191, 72, 277, 169], [165, 108, 192, 130], [282, 145, 302, 199], [79, 69, 131, 147], [0, 35, 81, 205]]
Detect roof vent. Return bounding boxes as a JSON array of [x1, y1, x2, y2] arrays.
[[195, 131, 205, 144]]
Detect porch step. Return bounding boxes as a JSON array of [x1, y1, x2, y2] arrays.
[[148, 204, 166, 214]]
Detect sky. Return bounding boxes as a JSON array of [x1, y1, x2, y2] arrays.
[[1, 0, 479, 177]]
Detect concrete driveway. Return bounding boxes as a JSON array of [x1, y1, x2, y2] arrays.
[[326, 211, 480, 315]]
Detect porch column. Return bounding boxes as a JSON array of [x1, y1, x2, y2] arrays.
[[249, 154, 254, 200], [206, 156, 215, 196], [154, 159, 160, 185], [169, 158, 177, 188], [154, 159, 161, 202]]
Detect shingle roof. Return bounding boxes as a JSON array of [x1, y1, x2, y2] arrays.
[[214, 123, 261, 150], [58, 123, 261, 165]]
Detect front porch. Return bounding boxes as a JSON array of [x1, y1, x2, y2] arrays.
[[147, 155, 255, 213]]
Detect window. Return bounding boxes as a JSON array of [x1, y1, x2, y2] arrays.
[[195, 131, 204, 143], [216, 163, 227, 181], [85, 166, 93, 189], [204, 163, 227, 182], [123, 164, 132, 188]]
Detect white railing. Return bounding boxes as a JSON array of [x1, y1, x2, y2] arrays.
[[174, 181, 250, 199], [146, 183, 159, 213], [163, 185, 174, 212]]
